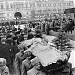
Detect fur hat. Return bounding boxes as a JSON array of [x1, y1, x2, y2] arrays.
[[0, 58, 6, 67]]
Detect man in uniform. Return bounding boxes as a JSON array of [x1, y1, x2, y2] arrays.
[[21, 51, 34, 75], [15, 44, 28, 75]]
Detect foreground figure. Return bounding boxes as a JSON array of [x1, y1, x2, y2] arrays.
[[0, 58, 9, 75]]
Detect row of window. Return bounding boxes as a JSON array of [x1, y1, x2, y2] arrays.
[[37, 2, 73, 7], [0, 2, 36, 10], [0, 1, 73, 10], [36, 0, 48, 1], [35, 9, 64, 14]]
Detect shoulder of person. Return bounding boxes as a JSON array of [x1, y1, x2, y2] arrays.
[[23, 57, 30, 63], [16, 52, 20, 56], [3, 66, 9, 73], [22, 59, 27, 63], [27, 68, 36, 75]]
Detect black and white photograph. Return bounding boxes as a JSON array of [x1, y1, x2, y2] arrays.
[[0, 0, 75, 75]]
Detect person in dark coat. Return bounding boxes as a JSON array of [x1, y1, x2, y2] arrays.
[[6, 34, 15, 67], [69, 20, 74, 33], [6, 34, 13, 45], [0, 37, 1, 45], [27, 32, 34, 40], [17, 34, 24, 43], [0, 38, 11, 69], [12, 36, 19, 57]]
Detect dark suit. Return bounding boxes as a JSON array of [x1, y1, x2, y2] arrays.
[[0, 43, 11, 68]]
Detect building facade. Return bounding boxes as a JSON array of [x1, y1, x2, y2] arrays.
[[0, 0, 74, 21], [34, 0, 74, 19]]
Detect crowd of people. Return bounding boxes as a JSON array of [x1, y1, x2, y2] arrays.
[[0, 14, 74, 75], [28, 16, 75, 34]]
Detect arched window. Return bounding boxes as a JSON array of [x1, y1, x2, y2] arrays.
[[1, 4, 4, 9], [14, 12, 22, 19]]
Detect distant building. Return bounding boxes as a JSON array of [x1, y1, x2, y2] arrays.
[[34, 0, 74, 19], [0, 0, 74, 21], [64, 8, 75, 19]]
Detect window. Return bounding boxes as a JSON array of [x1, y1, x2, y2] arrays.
[[36, 0, 40, 1], [44, 0, 48, 1], [43, 4, 46, 7], [41, 4, 43, 7], [58, 9, 61, 12], [48, 9, 52, 11], [58, 3, 61, 7], [1, 4, 4, 9], [53, 9, 57, 11], [53, 3, 56, 7], [67, 3, 70, 6], [40, 0, 42, 1], [37, 3, 41, 7], [30, 3, 33, 8], [20, 3, 24, 8], [10, 4, 13, 9], [63, 3, 65, 6], [74, 13, 75, 18], [46, 4, 48, 7], [7, 13, 9, 17], [61, 3, 63, 6], [69, 2, 73, 6], [6, 4, 9, 10], [33, 3, 36, 7], [51, 4, 53, 6], [26, 3, 28, 8], [48, 3, 51, 6]]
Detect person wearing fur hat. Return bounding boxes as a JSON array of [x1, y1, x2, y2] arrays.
[[11, 36, 19, 60], [0, 38, 11, 69], [0, 58, 9, 75]]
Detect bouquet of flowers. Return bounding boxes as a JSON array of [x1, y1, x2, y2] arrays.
[[52, 30, 73, 51]]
